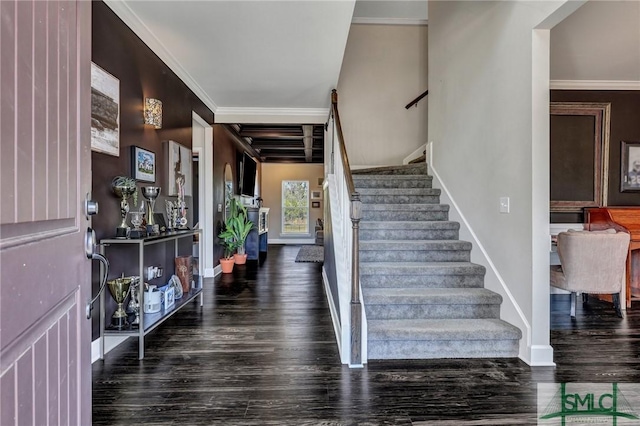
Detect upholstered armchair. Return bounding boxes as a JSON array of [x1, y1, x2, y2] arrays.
[[550, 229, 630, 318]]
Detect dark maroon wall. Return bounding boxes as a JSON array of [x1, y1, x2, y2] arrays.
[[551, 90, 640, 223], [90, 2, 215, 338]]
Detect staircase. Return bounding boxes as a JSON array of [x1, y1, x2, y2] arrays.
[[353, 163, 522, 359]]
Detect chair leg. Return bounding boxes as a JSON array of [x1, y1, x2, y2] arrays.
[[582, 293, 589, 304], [570, 292, 576, 318], [613, 293, 623, 318]]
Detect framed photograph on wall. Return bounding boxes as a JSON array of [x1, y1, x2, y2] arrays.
[[311, 201, 321, 209], [311, 190, 322, 200], [166, 140, 192, 196], [621, 141, 640, 192], [90, 62, 120, 156], [131, 146, 155, 182], [549, 102, 610, 212]]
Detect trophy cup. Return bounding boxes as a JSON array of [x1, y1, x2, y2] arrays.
[[107, 275, 137, 329], [165, 200, 178, 231], [128, 211, 146, 239], [112, 176, 137, 239], [176, 176, 188, 229], [141, 186, 161, 235], [127, 278, 141, 327]]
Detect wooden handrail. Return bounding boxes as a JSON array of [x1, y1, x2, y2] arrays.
[[329, 89, 362, 366], [331, 90, 358, 199], [405, 89, 428, 109]]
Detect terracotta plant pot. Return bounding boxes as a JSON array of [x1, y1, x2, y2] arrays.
[[233, 253, 248, 265], [220, 257, 235, 274]]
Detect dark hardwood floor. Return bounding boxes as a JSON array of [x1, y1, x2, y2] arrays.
[[92, 245, 640, 425]]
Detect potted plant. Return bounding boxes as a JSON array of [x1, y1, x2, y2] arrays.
[[217, 230, 236, 274], [225, 199, 254, 265]]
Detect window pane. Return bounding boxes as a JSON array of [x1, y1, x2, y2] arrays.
[[282, 181, 309, 234]]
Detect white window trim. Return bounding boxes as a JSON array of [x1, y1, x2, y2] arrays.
[[281, 180, 310, 235]]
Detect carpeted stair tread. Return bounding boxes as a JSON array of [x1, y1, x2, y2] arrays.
[[357, 188, 440, 196], [360, 221, 459, 230], [363, 288, 502, 305], [362, 203, 449, 211], [352, 163, 428, 175], [353, 174, 430, 181], [367, 318, 522, 341], [360, 261, 485, 276], [360, 240, 472, 251], [353, 175, 432, 189]]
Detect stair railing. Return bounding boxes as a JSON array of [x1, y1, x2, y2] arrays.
[[328, 89, 362, 366], [405, 89, 429, 109]]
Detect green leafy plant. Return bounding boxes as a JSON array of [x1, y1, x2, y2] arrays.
[[218, 199, 254, 257]]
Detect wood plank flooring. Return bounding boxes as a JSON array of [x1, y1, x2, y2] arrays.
[[92, 245, 640, 425]]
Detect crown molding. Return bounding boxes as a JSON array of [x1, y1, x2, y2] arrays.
[[550, 80, 640, 90], [103, 0, 218, 113], [214, 107, 330, 124], [352, 17, 428, 26]]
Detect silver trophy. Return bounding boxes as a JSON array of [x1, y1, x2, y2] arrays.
[[112, 176, 137, 239], [141, 186, 161, 235], [126, 277, 141, 327], [165, 200, 178, 231]]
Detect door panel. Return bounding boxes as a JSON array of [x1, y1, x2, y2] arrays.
[[0, 1, 92, 425]]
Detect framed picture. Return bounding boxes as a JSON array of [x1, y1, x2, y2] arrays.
[[166, 140, 192, 196], [621, 141, 640, 192], [317, 177, 324, 186], [311, 190, 322, 200], [549, 102, 610, 212], [131, 146, 156, 182], [90, 63, 120, 156], [311, 201, 321, 208]]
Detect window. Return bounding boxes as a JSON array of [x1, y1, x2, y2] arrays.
[[282, 180, 309, 234]]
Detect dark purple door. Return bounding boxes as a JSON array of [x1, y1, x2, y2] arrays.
[[1, 1, 92, 424]]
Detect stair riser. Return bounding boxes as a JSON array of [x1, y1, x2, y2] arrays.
[[354, 178, 432, 189], [360, 229, 459, 241], [353, 164, 428, 176], [360, 250, 470, 262], [360, 195, 441, 204], [365, 304, 500, 320], [360, 275, 485, 288], [362, 211, 448, 221], [367, 340, 520, 359]]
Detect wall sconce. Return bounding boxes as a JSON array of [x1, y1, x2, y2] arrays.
[[144, 97, 162, 129]]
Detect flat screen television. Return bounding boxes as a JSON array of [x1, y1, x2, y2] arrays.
[[240, 153, 257, 197]]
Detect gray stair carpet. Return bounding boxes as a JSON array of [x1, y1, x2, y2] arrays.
[[353, 163, 522, 360]]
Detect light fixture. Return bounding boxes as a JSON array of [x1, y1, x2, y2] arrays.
[[144, 97, 162, 129]]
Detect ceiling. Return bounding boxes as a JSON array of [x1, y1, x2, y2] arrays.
[[234, 124, 325, 164], [103, 1, 427, 163]]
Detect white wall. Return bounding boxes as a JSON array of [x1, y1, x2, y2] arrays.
[[428, 0, 570, 365], [261, 163, 324, 244], [337, 24, 428, 167], [551, 0, 640, 82]]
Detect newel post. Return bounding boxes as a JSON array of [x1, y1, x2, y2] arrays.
[[350, 195, 362, 366]]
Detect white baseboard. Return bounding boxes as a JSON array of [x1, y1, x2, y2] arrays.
[[91, 336, 130, 363], [322, 267, 343, 360], [213, 265, 222, 277], [268, 238, 315, 245], [527, 345, 556, 367], [204, 267, 215, 278], [402, 144, 427, 165]]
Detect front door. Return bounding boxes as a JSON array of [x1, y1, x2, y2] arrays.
[[1, 1, 92, 424]]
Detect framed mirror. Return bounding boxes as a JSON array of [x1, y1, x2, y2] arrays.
[[550, 102, 611, 213], [224, 163, 233, 221]]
